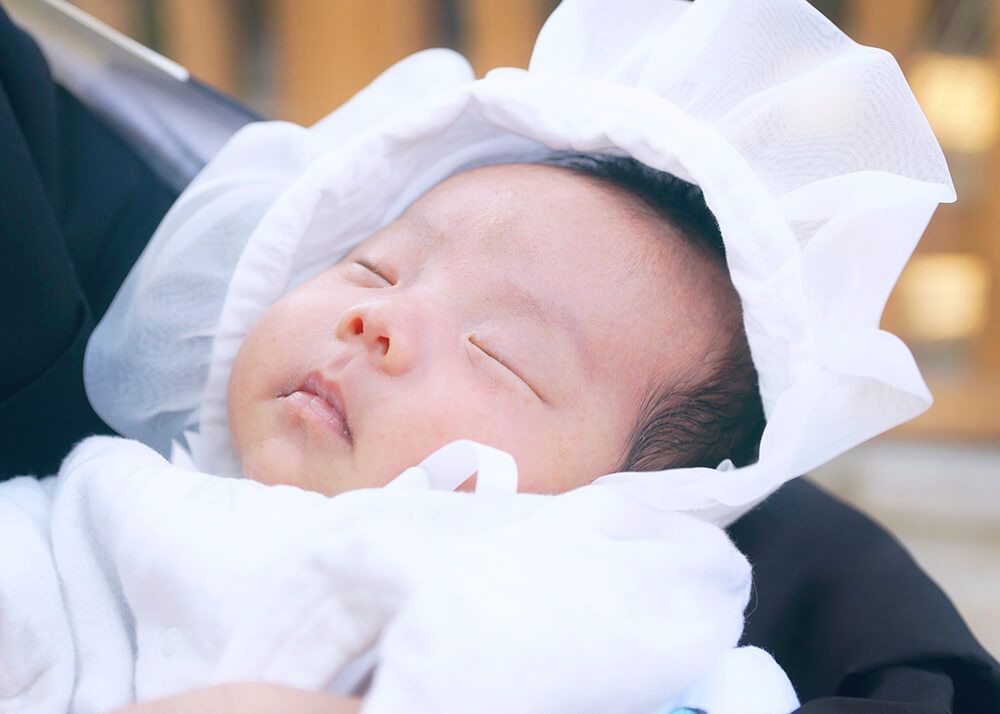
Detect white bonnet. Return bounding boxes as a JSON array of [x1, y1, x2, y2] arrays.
[[84, 0, 954, 525]]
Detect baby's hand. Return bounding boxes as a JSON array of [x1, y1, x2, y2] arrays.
[[108, 683, 360, 714]]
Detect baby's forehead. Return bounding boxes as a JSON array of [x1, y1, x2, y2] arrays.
[[410, 162, 653, 219], [369, 163, 673, 265], [345, 165, 735, 354]]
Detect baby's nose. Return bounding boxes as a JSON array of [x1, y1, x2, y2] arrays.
[[335, 301, 417, 376]]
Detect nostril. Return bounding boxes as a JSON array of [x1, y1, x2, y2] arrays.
[[349, 316, 364, 335], [376, 336, 390, 356]]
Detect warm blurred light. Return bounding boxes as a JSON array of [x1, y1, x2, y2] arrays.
[[909, 51, 1000, 154], [895, 252, 990, 342]]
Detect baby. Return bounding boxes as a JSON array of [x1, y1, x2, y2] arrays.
[[0, 155, 794, 714], [1, 0, 955, 711], [0, 160, 797, 714], [227, 154, 762, 497]]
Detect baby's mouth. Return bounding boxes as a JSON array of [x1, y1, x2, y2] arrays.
[[279, 375, 354, 444]]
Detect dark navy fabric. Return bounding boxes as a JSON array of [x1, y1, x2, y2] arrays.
[[1, 5, 175, 478], [729, 479, 1000, 713]]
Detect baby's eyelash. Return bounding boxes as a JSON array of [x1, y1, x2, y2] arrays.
[[355, 260, 394, 285], [468, 336, 548, 405], [470, 336, 509, 371]]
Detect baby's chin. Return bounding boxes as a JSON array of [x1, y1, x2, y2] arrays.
[[239, 437, 299, 485], [239, 438, 337, 495], [239, 435, 395, 497]]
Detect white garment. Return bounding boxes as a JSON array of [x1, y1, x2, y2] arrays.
[[0, 436, 798, 714]]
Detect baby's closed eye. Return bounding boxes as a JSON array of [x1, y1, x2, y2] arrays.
[[346, 260, 394, 287], [467, 335, 546, 404]]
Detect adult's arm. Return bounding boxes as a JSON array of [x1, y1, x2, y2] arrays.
[[0, 5, 175, 478], [729, 478, 1000, 713], [111, 683, 361, 714], [0, 5, 83, 402]]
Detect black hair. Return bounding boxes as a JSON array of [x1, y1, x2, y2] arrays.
[[538, 153, 765, 471]]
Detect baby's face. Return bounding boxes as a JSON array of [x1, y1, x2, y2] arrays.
[[227, 163, 728, 496]]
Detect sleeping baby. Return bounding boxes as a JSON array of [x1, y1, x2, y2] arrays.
[[227, 154, 761, 498], [0, 0, 955, 712], [2, 157, 790, 714]]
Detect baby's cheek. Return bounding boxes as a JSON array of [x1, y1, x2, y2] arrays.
[[369, 378, 555, 487], [523, 421, 617, 494], [463, 411, 562, 492]]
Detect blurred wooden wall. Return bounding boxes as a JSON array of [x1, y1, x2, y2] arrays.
[[71, 0, 549, 124], [273, 0, 432, 124]]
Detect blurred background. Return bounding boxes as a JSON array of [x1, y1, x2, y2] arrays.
[[67, 0, 999, 655]]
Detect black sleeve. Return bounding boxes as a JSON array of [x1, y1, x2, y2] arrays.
[[729, 478, 1000, 713], [0, 5, 175, 478]]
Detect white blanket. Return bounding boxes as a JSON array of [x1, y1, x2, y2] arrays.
[[0, 436, 798, 714]]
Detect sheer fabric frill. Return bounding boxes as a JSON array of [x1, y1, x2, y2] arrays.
[[85, 0, 955, 525]]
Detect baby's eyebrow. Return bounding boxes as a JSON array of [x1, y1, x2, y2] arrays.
[[407, 213, 444, 249], [407, 210, 518, 260], [404, 211, 589, 371], [492, 278, 588, 368]]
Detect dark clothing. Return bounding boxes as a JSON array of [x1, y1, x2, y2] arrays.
[[1, 5, 998, 711], [0, 4, 175, 477], [729, 478, 1000, 712]]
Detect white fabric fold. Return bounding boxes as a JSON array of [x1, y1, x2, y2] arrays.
[[0, 436, 797, 714]]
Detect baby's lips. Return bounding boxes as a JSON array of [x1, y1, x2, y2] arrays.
[[282, 372, 354, 444]]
